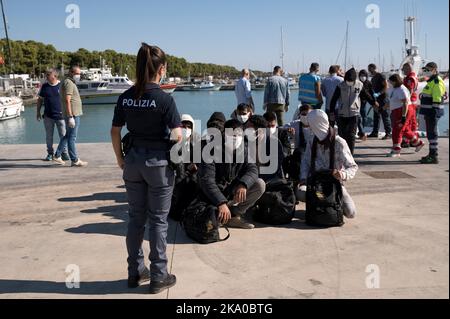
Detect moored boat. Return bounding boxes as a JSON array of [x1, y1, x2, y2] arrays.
[[0, 96, 24, 121], [182, 80, 221, 91]]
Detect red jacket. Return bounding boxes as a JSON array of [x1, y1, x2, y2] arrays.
[[403, 72, 419, 103]]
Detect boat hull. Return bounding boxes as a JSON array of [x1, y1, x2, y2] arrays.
[[182, 86, 222, 91], [0, 103, 24, 121], [81, 93, 121, 105]]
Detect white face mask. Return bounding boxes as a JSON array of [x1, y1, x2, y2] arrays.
[[182, 128, 192, 139], [346, 81, 354, 87], [360, 76, 367, 82], [73, 74, 81, 82], [423, 71, 434, 78], [238, 114, 249, 124], [300, 115, 309, 127], [225, 135, 243, 151]]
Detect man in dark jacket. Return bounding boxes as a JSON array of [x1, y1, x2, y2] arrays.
[[368, 64, 392, 139], [198, 119, 266, 229], [330, 68, 378, 155]]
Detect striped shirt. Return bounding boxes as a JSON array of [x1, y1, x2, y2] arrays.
[[298, 73, 321, 104]]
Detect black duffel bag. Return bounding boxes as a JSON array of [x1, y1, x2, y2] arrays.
[[305, 135, 344, 227], [252, 178, 296, 225], [182, 199, 230, 244]]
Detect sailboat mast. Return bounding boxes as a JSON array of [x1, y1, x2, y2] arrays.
[[377, 37, 381, 71], [280, 26, 285, 71], [1, 0, 16, 94], [344, 21, 349, 71]]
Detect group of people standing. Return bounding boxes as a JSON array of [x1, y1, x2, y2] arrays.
[[37, 66, 88, 167], [239, 61, 447, 163]]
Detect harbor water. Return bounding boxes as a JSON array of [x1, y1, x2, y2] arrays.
[[0, 90, 448, 145]]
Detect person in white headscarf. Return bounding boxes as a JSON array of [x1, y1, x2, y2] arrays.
[[297, 109, 358, 219]]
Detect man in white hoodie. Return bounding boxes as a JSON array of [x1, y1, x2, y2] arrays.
[[298, 110, 358, 219]]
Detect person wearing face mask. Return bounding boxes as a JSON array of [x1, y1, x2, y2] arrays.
[[197, 119, 265, 230], [385, 74, 424, 158], [298, 110, 358, 219], [401, 63, 419, 148], [230, 103, 253, 126], [367, 64, 392, 140], [357, 69, 373, 141], [419, 62, 448, 164], [169, 114, 201, 222], [283, 104, 314, 151], [329, 68, 378, 155], [246, 115, 285, 182], [298, 63, 323, 110], [263, 112, 293, 161], [282, 104, 314, 188], [201, 112, 227, 145], [53, 65, 88, 167], [111, 43, 182, 294]]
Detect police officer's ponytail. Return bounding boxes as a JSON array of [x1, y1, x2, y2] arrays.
[[135, 43, 167, 99]]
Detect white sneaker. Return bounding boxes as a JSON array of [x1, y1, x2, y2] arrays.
[[71, 159, 88, 167], [53, 157, 66, 166], [387, 151, 401, 158], [415, 141, 425, 153]]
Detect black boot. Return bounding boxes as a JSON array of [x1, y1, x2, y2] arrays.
[[128, 267, 150, 288]]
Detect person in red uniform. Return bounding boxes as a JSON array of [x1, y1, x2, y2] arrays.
[[401, 63, 419, 148], [386, 74, 424, 157]]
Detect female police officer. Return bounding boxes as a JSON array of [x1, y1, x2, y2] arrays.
[[111, 43, 182, 294]]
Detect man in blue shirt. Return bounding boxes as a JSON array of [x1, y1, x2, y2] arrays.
[[37, 69, 68, 161], [235, 69, 254, 110], [298, 63, 323, 109], [321, 65, 344, 119]]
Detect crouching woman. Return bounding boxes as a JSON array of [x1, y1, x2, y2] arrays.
[[297, 110, 358, 219]]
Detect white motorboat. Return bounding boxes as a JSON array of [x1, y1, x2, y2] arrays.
[[76, 80, 124, 105], [182, 80, 222, 91], [82, 63, 177, 95], [287, 77, 298, 90], [0, 96, 24, 121], [104, 75, 134, 90]]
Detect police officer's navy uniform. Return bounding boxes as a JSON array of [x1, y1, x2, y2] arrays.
[[113, 83, 181, 281]]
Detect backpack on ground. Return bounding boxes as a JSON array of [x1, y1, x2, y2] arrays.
[[252, 178, 296, 225], [169, 173, 199, 222], [182, 199, 230, 244], [305, 136, 344, 227]]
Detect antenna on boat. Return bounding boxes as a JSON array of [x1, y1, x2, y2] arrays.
[[1, 0, 16, 96]]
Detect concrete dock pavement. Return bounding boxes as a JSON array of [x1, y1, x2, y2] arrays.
[[0, 139, 448, 299]]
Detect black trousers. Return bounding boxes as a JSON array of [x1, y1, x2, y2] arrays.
[[338, 116, 358, 155]]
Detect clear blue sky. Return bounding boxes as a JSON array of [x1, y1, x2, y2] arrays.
[[3, 0, 449, 72]]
